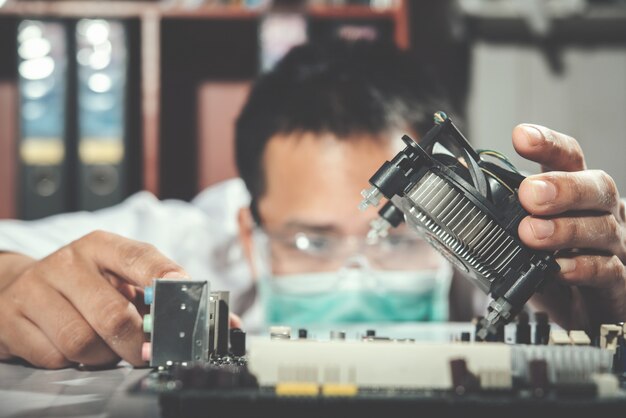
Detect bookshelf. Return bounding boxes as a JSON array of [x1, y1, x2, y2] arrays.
[[0, 0, 410, 216]]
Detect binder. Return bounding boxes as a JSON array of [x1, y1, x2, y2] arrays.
[[17, 20, 70, 220], [75, 19, 129, 211]]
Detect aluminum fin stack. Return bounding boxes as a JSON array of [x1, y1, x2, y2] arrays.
[[360, 112, 559, 337]]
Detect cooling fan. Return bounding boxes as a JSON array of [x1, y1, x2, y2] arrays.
[[359, 112, 559, 338]]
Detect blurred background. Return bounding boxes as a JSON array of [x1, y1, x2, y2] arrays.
[[0, 0, 624, 220]]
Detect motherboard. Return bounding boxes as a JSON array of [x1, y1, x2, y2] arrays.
[[132, 278, 626, 418]]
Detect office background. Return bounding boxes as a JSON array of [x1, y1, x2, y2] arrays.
[[0, 0, 624, 220]]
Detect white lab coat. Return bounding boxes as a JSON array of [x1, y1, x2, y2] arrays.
[[0, 178, 486, 332], [0, 179, 268, 329]]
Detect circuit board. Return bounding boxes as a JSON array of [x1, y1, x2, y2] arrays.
[[132, 279, 626, 417]]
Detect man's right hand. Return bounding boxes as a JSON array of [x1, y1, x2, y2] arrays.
[[0, 231, 189, 369]]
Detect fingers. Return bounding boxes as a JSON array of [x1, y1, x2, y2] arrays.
[[229, 313, 242, 329], [555, 254, 626, 291], [7, 317, 72, 369], [19, 281, 119, 366], [37, 232, 191, 366], [519, 170, 621, 217], [519, 213, 625, 259], [512, 124, 586, 172], [39, 260, 146, 366], [77, 231, 189, 288]]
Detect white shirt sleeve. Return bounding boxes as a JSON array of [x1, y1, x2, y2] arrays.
[[0, 191, 152, 259], [1, 179, 247, 262], [0, 180, 254, 296]]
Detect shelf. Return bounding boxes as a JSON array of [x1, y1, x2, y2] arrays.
[[0, 1, 399, 19], [0, 0, 409, 201]]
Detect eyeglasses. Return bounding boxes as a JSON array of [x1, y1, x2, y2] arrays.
[[261, 227, 443, 274]]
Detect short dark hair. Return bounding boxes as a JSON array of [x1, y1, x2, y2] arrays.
[[235, 40, 449, 206]]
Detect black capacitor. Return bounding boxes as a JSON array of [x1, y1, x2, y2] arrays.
[[366, 329, 376, 337], [298, 329, 308, 339], [230, 328, 246, 357], [515, 311, 531, 344], [534, 312, 551, 345]]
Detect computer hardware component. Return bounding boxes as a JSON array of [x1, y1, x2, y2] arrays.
[[136, 280, 626, 417], [359, 111, 560, 338], [141, 279, 239, 368]]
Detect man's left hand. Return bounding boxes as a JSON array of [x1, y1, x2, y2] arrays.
[[513, 124, 626, 331]]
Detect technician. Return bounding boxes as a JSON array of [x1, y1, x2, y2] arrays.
[[0, 41, 624, 369]]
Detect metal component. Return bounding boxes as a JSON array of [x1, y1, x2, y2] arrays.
[[146, 279, 211, 367], [478, 298, 513, 339], [208, 291, 230, 357], [270, 326, 292, 340], [359, 112, 558, 336]]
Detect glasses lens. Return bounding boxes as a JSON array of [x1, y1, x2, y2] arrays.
[[264, 228, 442, 274]]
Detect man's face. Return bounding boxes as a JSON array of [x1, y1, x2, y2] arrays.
[[238, 131, 441, 277]]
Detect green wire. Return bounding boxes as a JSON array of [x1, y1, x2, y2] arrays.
[[476, 149, 520, 173]]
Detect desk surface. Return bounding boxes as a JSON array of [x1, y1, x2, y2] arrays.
[[0, 362, 156, 418]]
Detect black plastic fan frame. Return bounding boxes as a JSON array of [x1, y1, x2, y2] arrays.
[[365, 112, 560, 333]]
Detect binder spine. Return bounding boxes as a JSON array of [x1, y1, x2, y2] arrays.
[[76, 19, 128, 211], [17, 20, 69, 220]]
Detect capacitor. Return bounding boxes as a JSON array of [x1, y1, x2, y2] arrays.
[[230, 328, 246, 357], [534, 312, 550, 345], [515, 311, 531, 344]]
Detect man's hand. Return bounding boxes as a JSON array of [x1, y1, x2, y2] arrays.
[[0, 231, 189, 369], [513, 124, 626, 330]]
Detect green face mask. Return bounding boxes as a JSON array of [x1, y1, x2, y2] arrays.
[[258, 266, 452, 326]]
